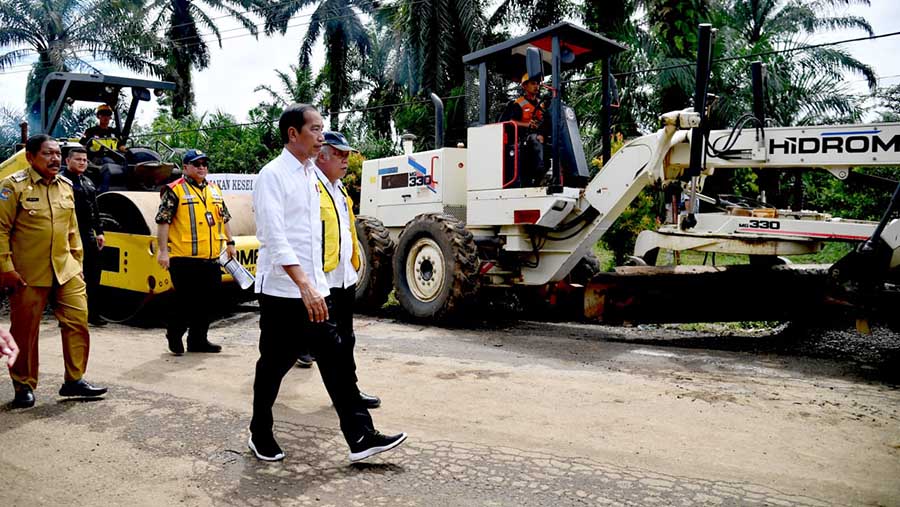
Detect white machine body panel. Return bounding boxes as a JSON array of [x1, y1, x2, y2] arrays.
[[360, 148, 468, 229], [467, 187, 579, 228], [667, 123, 900, 172], [466, 123, 505, 191]]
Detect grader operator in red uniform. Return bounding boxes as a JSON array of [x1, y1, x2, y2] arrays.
[[499, 73, 549, 187]]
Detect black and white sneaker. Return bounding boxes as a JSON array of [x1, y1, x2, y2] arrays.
[[349, 431, 407, 463], [248, 434, 285, 461]]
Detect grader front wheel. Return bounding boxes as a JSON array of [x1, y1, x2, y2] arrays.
[[354, 215, 395, 312], [393, 213, 480, 321]]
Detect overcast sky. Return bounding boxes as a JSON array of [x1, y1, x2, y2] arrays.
[[0, 1, 897, 129]]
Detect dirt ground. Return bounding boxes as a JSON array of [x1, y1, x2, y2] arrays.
[[0, 305, 898, 506]]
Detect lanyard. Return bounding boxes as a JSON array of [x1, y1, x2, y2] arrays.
[[184, 180, 208, 207]]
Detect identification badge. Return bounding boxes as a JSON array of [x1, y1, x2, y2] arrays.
[[205, 211, 215, 226]]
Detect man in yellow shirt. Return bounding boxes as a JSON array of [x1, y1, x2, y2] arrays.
[[0, 134, 107, 408]]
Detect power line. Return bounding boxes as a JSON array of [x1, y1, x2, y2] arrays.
[[130, 93, 468, 139], [0, 0, 414, 75], [563, 30, 900, 83]]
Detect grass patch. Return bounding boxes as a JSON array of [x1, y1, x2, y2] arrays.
[[596, 241, 854, 269]]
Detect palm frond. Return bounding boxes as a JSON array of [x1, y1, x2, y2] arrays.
[[0, 48, 34, 70]]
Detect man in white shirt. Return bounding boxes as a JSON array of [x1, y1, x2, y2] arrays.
[[314, 131, 381, 409], [248, 104, 406, 463]]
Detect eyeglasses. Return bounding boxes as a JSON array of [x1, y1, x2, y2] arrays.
[[191, 160, 209, 167], [98, 112, 112, 117]]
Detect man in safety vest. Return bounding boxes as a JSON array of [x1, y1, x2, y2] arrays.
[[155, 149, 236, 355], [499, 73, 549, 186], [305, 131, 381, 409]]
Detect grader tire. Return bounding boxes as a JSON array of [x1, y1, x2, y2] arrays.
[[354, 216, 395, 312], [393, 213, 480, 321]]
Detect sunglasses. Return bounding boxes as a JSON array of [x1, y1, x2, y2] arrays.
[[190, 160, 209, 167], [98, 111, 112, 117]]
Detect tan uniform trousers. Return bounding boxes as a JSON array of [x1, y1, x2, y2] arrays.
[[8, 275, 90, 391]]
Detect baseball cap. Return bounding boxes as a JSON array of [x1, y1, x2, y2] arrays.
[[96, 104, 113, 115], [322, 131, 357, 152], [521, 73, 538, 83], [183, 149, 209, 164]]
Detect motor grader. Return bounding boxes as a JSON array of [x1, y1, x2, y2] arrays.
[[0, 72, 259, 321], [353, 22, 900, 324]]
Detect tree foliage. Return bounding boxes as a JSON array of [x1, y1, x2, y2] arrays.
[[259, 0, 375, 130], [146, 0, 265, 118], [0, 0, 162, 127]]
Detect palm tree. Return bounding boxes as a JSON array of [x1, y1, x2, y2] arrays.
[[387, 0, 485, 96], [260, 0, 376, 130], [358, 26, 402, 140], [0, 0, 161, 128], [146, 0, 265, 118], [709, 0, 876, 206], [254, 64, 317, 108], [488, 0, 576, 33], [713, 0, 876, 126]]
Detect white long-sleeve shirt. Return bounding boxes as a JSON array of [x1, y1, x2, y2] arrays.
[[253, 148, 329, 299], [315, 168, 359, 290]]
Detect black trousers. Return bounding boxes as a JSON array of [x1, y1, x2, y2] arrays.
[[522, 133, 545, 187], [250, 293, 374, 446], [330, 285, 358, 382], [167, 257, 221, 345], [81, 235, 101, 321]]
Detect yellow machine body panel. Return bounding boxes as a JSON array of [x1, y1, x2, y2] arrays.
[[97, 191, 258, 294], [100, 232, 260, 294], [0, 149, 28, 180]]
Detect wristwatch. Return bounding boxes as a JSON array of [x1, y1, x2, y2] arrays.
[[225, 240, 236, 246]]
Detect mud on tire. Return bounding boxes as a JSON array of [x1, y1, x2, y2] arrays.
[[354, 215, 395, 312], [393, 213, 480, 321]]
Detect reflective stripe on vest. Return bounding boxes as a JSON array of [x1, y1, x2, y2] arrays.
[[181, 182, 199, 256], [167, 178, 225, 259], [515, 96, 542, 125]]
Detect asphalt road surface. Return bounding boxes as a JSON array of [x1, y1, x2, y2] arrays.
[[1, 305, 898, 506]]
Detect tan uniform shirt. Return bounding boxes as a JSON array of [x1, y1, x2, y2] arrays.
[[0, 167, 83, 287]]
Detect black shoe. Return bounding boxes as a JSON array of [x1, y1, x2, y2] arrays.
[[359, 391, 381, 409], [59, 379, 108, 398], [187, 341, 222, 353], [349, 431, 407, 463], [295, 353, 314, 368], [11, 386, 35, 408], [167, 334, 184, 355], [88, 316, 107, 327], [248, 434, 284, 461]]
